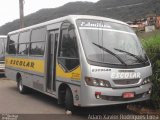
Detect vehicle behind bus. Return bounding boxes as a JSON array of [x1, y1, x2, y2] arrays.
[[0, 36, 7, 74], [5, 15, 152, 111]]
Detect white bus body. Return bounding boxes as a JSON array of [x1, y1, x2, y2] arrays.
[[5, 15, 152, 110], [0, 35, 7, 74]]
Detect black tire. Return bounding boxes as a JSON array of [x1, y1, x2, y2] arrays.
[[65, 88, 74, 111], [17, 77, 28, 94]]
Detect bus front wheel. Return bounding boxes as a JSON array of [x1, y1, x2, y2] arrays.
[[65, 88, 74, 111]]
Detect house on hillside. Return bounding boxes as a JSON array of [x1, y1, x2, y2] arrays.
[[156, 16, 160, 29]]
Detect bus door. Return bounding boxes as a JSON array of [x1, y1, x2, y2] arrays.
[[47, 29, 59, 93]]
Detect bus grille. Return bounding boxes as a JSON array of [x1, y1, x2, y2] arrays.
[[113, 79, 139, 85], [100, 93, 145, 101]]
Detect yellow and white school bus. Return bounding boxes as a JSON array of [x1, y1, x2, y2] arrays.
[[0, 35, 7, 74], [5, 15, 152, 111]]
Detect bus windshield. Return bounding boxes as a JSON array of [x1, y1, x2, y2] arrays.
[[0, 38, 6, 61], [77, 19, 148, 66]]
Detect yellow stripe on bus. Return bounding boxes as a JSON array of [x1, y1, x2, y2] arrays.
[[5, 57, 45, 73], [56, 63, 81, 80], [5, 57, 81, 79]]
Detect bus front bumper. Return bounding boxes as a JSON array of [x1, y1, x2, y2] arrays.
[[80, 83, 152, 107]]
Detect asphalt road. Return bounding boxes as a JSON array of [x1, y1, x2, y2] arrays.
[[0, 76, 136, 120]]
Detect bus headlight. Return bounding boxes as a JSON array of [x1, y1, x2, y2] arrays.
[[142, 77, 151, 85], [85, 77, 111, 88]]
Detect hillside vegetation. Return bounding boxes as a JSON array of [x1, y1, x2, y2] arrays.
[[0, 0, 160, 35], [141, 31, 160, 109]]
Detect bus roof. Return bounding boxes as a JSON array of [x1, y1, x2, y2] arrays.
[[8, 15, 128, 35], [0, 35, 7, 38]]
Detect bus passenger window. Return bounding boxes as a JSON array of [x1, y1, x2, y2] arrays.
[[18, 31, 30, 55], [30, 42, 45, 55], [8, 34, 19, 54], [19, 44, 29, 55], [59, 26, 78, 58], [30, 27, 46, 56], [58, 23, 79, 72]]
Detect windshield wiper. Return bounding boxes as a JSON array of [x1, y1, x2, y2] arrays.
[[92, 42, 127, 66], [114, 48, 146, 64]]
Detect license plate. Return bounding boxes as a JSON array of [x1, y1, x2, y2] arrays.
[[122, 92, 135, 99]]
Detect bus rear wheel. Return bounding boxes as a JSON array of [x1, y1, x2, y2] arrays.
[[17, 77, 28, 94], [65, 88, 74, 111]]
